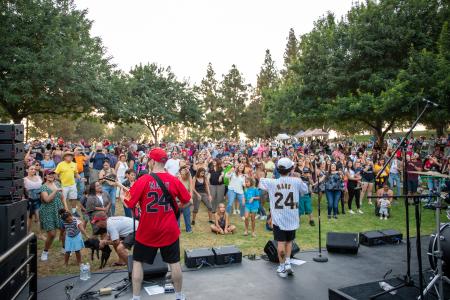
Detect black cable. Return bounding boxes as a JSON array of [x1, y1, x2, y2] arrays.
[[75, 269, 118, 300], [38, 270, 128, 294]]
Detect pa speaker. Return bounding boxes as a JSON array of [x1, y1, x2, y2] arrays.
[[0, 199, 27, 255], [184, 248, 215, 268], [212, 245, 242, 265], [326, 232, 359, 254], [127, 252, 168, 281], [0, 124, 24, 143], [263, 240, 300, 263]]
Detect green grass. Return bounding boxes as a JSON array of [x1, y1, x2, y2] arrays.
[[36, 194, 437, 277]]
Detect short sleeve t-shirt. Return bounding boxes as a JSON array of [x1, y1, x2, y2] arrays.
[[55, 161, 78, 187], [125, 172, 191, 247], [259, 176, 308, 231], [107, 216, 139, 241]]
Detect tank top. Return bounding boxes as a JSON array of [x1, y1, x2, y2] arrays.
[[218, 215, 226, 229], [195, 178, 206, 193], [117, 161, 128, 182]]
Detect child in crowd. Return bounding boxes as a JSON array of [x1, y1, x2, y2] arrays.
[[244, 177, 260, 237], [378, 197, 391, 220], [211, 203, 236, 235], [59, 209, 88, 266]]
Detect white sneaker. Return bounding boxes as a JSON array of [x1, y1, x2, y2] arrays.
[[384, 217, 388, 220], [260, 215, 267, 220], [277, 265, 287, 278], [357, 209, 364, 214], [380, 216, 383, 220], [349, 210, 355, 214], [175, 293, 186, 300], [241, 216, 245, 221], [256, 215, 261, 220], [41, 251, 48, 261], [61, 247, 66, 255], [285, 263, 294, 276]]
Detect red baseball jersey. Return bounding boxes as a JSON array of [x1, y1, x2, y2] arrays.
[[125, 172, 190, 247]]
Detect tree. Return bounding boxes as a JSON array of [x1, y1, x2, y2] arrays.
[[220, 65, 249, 139], [196, 63, 224, 139], [281, 28, 299, 78], [121, 64, 201, 143], [242, 49, 280, 139], [0, 0, 114, 123]]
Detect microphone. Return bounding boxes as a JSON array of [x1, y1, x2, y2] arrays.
[[423, 99, 439, 107]]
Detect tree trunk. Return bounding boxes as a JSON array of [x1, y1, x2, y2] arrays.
[[435, 124, 445, 137], [373, 127, 384, 148], [12, 116, 22, 124]]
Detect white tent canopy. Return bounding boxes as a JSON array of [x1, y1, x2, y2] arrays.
[[297, 128, 329, 139], [275, 133, 290, 140]]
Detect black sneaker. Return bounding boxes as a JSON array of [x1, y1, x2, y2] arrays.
[[341, 210, 346, 215], [191, 220, 195, 225], [333, 215, 338, 219], [208, 220, 214, 224], [327, 215, 331, 220], [309, 220, 315, 226]]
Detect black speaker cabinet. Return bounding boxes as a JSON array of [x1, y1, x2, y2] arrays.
[[0, 199, 27, 255], [0, 178, 24, 200], [0, 242, 27, 299], [359, 230, 385, 246], [0, 143, 24, 161], [127, 252, 168, 281], [379, 229, 402, 244], [0, 124, 24, 143], [326, 232, 359, 254], [212, 245, 242, 265], [184, 248, 215, 268], [264, 240, 300, 263], [0, 161, 24, 179]]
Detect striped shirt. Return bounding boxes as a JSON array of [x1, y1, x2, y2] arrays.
[[259, 176, 308, 231]]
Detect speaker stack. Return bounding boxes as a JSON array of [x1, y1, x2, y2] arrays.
[[0, 124, 37, 300]]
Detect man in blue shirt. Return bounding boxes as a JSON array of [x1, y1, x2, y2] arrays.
[[89, 144, 106, 182]]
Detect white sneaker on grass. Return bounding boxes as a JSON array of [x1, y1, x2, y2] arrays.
[[357, 209, 364, 214], [277, 265, 287, 278], [41, 251, 48, 261], [349, 210, 355, 214]]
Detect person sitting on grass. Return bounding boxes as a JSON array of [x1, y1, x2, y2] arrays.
[[59, 208, 88, 266], [244, 177, 260, 237], [211, 203, 236, 235]]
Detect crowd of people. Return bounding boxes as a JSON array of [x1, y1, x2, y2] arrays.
[[22, 134, 450, 266]]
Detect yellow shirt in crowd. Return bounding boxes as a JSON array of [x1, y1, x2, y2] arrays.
[[55, 161, 78, 187]]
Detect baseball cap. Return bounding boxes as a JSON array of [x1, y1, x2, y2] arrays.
[[44, 169, 56, 176], [91, 212, 107, 224], [148, 148, 168, 163], [278, 157, 294, 170]]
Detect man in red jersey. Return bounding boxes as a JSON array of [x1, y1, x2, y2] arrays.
[[125, 148, 191, 300]]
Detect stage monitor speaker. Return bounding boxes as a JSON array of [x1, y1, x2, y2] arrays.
[[326, 232, 359, 254], [0, 161, 25, 179], [0, 199, 27, 255], [184, 248, 215, 268], [359, 230, 385, 247], [263, 240, 300, 263], [212, 245, 242, 265], [0, 178, 24, 200], [0, 124, 24, 143], [0, 143, 24, 161], [127, 252, 168, 281], [379, 229, 402, 244]]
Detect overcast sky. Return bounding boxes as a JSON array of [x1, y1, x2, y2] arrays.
[[75, 0, 354, 85]]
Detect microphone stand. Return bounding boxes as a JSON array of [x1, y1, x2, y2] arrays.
[[370, 101, 431, 299], [313, 188, 328, 263]]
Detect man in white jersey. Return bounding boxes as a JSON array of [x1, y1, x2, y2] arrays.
[[259, 157, 308, 278]]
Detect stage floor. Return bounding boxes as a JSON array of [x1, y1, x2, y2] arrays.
[[38, 237, 437, 300]]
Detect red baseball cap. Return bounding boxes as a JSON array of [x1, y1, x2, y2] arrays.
[[148, 148, 168, 163], [91, 212, 107, 224]]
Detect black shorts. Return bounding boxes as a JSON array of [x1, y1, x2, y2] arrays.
[[121, 233, 135, 250], [273, 225, 296, 242], [133, 239, 180, 264]]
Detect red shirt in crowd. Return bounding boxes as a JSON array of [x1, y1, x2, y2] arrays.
[[125, 172, 190, 247]]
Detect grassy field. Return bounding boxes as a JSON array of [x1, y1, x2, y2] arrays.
[[35, 194, 438, 278]]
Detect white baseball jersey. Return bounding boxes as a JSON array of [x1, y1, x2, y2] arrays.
[[259, 176, 308, 231]]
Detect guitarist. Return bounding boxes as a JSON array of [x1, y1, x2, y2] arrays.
[[124, 148, 191, 300]]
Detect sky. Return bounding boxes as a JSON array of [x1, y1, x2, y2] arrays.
[[75, 0, 354, 86]]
